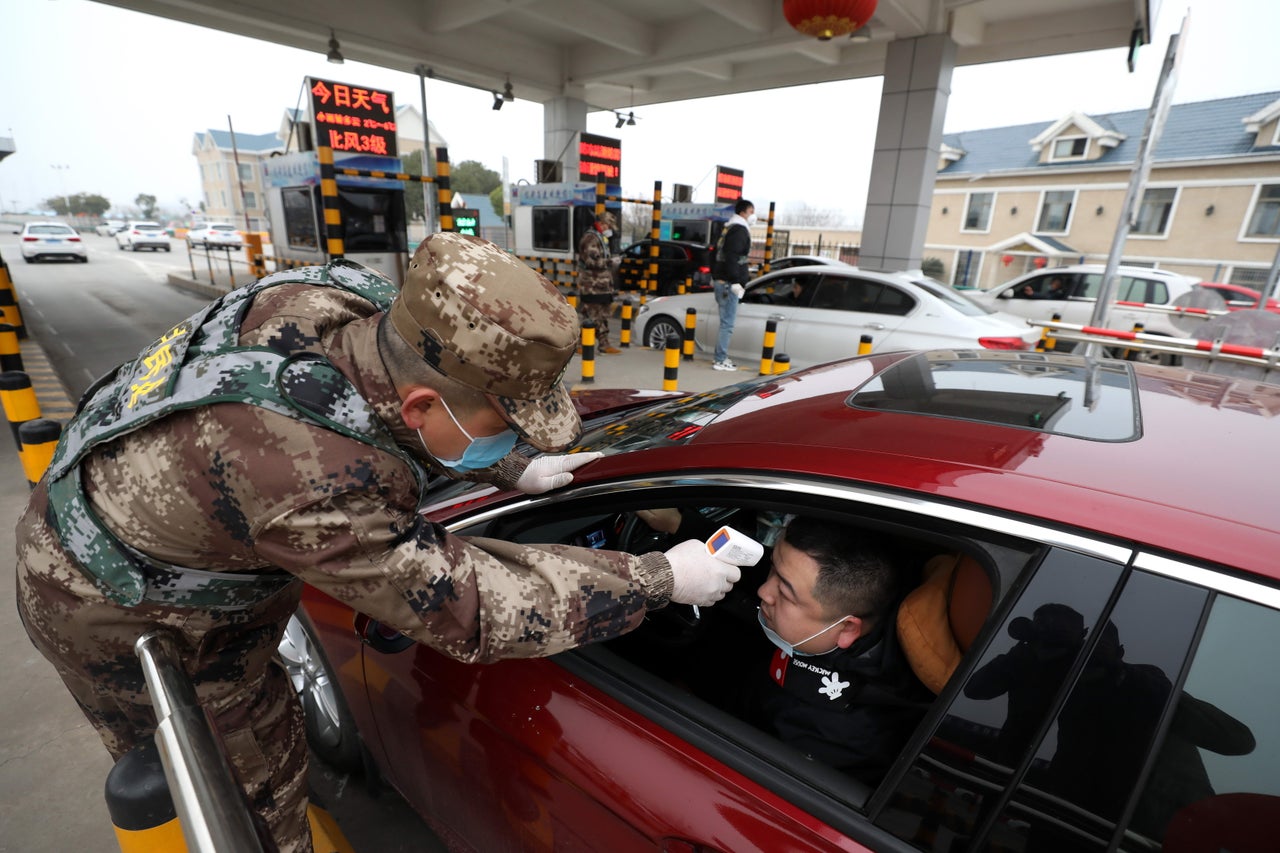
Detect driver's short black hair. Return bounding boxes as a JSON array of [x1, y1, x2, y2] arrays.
[[734, 199, 755, 215], [783, 515, 896, 628]]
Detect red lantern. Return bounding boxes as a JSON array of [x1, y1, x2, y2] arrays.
[[783, 0, 878, 40], [1001, 254, 1013, 267], [1034, 256, 1048, 269]]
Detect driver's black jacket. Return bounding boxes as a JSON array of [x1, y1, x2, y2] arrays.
[[751, 617, 932, 785]]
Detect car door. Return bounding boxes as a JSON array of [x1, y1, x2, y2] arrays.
[[733, 272, 821, 364], [872, 548, 1280, 852]]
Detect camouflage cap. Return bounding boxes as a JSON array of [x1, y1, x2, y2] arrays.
[[388, 232, 582, 452]]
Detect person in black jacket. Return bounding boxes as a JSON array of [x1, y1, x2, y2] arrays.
[[711, 199, 755, 370], [750, 516, 931, 785]]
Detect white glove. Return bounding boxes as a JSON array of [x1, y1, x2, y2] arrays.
[[730, 283, 745, 300], [665, 539, 743, 607], [516, 452, 604, 494]]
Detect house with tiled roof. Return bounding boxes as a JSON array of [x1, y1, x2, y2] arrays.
[[191, 104, 447, 233], [926, 91, 1280, 291]]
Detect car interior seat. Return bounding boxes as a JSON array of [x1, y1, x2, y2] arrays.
[[895, 552, 994, 694]]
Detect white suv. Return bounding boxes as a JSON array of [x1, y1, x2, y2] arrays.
[[115, 221, 171, 252], [971, 264, 1201, 342]]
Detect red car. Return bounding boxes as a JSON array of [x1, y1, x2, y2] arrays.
[[282, 351, 1280, 852], [1195, 282, 1280, 312]]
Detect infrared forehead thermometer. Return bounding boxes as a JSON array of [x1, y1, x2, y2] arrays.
[[705, 526, 764, 567]]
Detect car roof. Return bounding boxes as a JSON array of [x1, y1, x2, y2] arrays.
[[1007, 264, 1201, 283], [576, 351, 1280, 578]]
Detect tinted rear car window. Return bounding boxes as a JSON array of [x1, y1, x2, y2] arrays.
[[848, 351, 1140, 441], [30, 225, 73, 235]]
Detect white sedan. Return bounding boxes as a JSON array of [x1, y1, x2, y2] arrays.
[[20, 222, 88, 263], [186, 223, 244, 249], [636, 266, 1039, 367]]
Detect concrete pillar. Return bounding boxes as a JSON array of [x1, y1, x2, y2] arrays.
[[859, 34, 956, 272], [543, 96, 588, 180]]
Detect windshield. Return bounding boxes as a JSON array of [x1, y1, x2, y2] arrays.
[[212, 225, 237, 232], [910, 276, 994, 315], [135, 222, 162, 230], [30, 225, 74, 235]]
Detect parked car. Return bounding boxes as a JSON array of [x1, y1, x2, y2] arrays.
[[1195, 282, 1280, 312], [286, 350, 1280, 853], [969, 264, 1201, 362], [186, 223, 244, 249], [19, 222, 87, 263], [616, 239, 715, 295], [753, 254, 852, 276], [115, 221, 171, 252], [94, 219, 126, 237], [635, 265, 1039, 365]]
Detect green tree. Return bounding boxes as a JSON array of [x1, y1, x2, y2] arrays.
[[921, 256, 947, 280], [451, 160, 500, 195], [44, 192, 111, 217], [400, 149, 426, 223], [489, 185, 505, 219], [135, 193, 158, 219]]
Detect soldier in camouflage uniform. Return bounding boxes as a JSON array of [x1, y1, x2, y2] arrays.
[[576, 211, 621, 353], [15, 233, 742, 852]]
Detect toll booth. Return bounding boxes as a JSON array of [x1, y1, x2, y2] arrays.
[[511, 181, 621, 269], [661, 201, 734, 248], [261, 150, 409, 285]]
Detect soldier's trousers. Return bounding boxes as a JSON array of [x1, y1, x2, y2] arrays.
[[15, 488, 313, 853], [579, 300, 612, 347]]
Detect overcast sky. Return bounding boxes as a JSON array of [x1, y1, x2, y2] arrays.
[[4, 0, 1279, 224]]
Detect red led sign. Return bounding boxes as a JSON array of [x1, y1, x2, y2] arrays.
[[309, 76, 398, 157], [714, 166, 745, 203], [578, 132, 622, 183]]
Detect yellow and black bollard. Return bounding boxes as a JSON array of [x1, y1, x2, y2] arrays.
[[1124, 322, 1144, 361], [662, 334, 681, 392], [18, 418, 60, 489], [1040, 312, 1061, 352], [857, 334, 874, 356], [244, 233, 267, 279], [565, 289, 578, 310], [106, 740, 187, 853], [683, 308, 696, 361], [759, 319, 778, 375], [0, 323, 23, 373], [0, 278, 26, 340], [619, 299, 633, 348], [580, 321, 596, 384], [773, 353, 791, 374], [0, 370, 41, 453], [680, 276, 691, 296]]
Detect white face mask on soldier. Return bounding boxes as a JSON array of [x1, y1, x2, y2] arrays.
[[746, 213, 758, 226]]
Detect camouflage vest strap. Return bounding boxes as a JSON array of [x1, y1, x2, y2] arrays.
[[43, 259, 409, 608], [48, 259, 398, 481]]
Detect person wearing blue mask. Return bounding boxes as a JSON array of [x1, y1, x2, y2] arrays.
[[752, 515, 931, 785]]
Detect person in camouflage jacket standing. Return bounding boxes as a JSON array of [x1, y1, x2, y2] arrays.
[[15, 233, 742, 852], [576, 211, 621, 353]]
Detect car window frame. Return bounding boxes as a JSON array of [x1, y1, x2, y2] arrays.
[[438, 473, 1139, 848]]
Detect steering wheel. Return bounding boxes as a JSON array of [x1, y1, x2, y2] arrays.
[[616, 512, 704, 638]]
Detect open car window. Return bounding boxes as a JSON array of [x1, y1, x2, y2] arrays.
[[450, 479, 1045, 840]]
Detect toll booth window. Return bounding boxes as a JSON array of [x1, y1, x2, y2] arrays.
[[338, 187, 407, 253], [532, 208, 570, 252], [282, 187, 319, 251]]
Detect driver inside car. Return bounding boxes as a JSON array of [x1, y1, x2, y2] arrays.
[[638, 510, 932, 784]]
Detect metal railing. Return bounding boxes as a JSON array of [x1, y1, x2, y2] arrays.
[[135, 631, 265, 853]]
